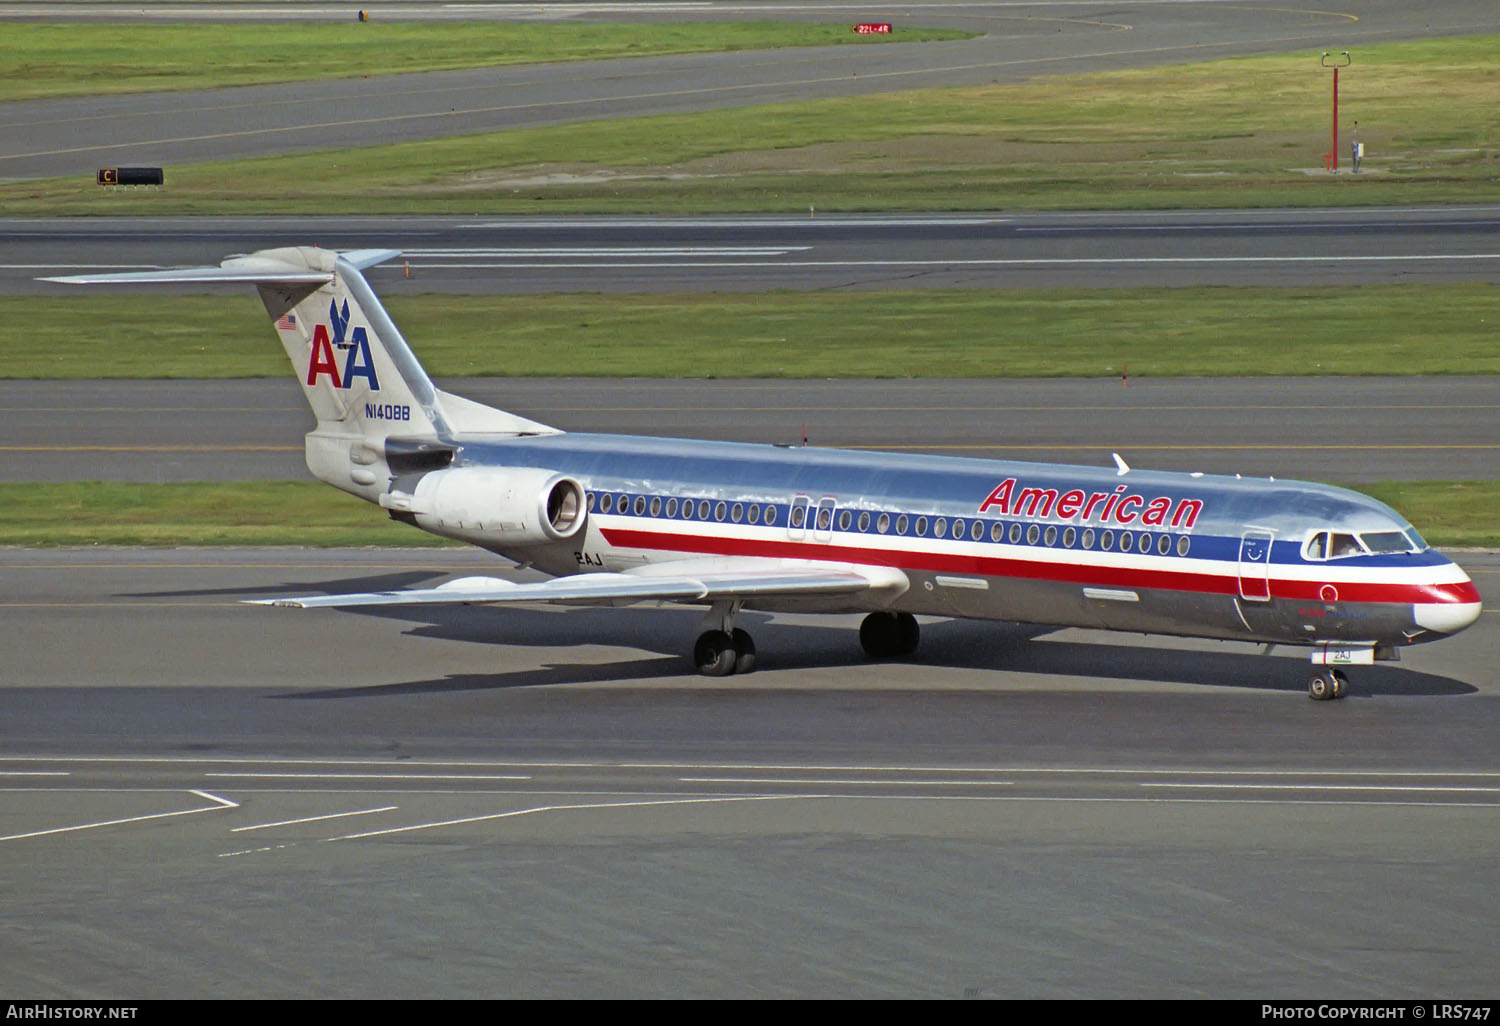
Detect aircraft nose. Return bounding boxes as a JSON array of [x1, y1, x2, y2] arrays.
[[1412, 564, 1483, 636]]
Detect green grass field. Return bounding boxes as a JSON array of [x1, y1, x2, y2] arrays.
[[6, 34, 1497, 213], [1, 480, 1494, 548], [12, 284, 1499, 380], [0, 21, 970, 102]]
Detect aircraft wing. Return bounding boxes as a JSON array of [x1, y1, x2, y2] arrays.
[[246, 563, 907, 609]]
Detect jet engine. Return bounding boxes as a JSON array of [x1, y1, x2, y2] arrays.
[[411, 466, 587, 545]]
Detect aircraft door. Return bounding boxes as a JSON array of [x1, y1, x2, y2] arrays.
[[813, 497, 836, 543], [788, 495, 810, 541], [1238, 529, 1274, 601]]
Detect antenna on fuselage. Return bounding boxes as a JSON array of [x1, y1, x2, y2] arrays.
[[1112, 452, 1131, 476]]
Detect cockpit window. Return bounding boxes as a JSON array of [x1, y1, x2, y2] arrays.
[[1305, 531, 1364, 560], [1404, 528, 1429, 552], [1306, 528, 1423, 561], [1361, 530, 1415, 554]]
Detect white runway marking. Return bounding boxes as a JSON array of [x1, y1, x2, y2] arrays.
[[403, 253, 1500, 270], [679, 776, 1014, 785], [205, 772, 533, 781], [231, 806, 400, 832], [0, 789, 237, 842], [326, 795, 794, 841]]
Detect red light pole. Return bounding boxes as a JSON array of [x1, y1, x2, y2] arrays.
[[1322, 51, 1351, 173]]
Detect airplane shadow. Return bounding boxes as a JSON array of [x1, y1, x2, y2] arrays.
[[240, 590, 1473, 700]]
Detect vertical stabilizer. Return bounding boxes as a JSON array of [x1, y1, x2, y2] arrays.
[[42, 247, 558, 500]]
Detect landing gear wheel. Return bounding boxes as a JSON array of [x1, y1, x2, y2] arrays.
[[694, 629, 737, 677], [1330, 669, 1349, 699], [731, 628, 757, 676], [1308, 672, 1335, 701], [859, 611, 920, 659]]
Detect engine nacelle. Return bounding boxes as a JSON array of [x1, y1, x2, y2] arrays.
[[411, 466, 587, 545]]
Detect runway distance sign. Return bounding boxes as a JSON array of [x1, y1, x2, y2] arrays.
[[97, 167, 164, 187]]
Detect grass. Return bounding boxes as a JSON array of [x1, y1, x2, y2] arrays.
[[0, 21, 971, 102], [6, 34, 1498, 213], [11, 284, 1500, 380], [2, 480, 1495, 549]]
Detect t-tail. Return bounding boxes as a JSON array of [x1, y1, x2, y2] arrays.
[[44, 247, 556, 499]]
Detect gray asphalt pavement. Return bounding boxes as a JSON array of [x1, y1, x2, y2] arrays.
[[5, 376, 1497, 482], [10, 208, 1500, 293]]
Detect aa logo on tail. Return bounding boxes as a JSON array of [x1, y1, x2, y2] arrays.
[[306, 298, 380, 391]]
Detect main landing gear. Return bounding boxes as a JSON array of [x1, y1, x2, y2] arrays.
[[1307, 668, 1349, 701], [693, 627, 756, 677], [689, 606, 921, 676], [858, 611, 920, 659], [693, 601, 756, 677]]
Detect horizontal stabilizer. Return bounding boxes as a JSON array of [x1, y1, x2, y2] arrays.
[[41, 249, 400, 287]]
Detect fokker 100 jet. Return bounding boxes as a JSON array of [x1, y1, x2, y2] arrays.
[[48, 248, 1481, 700]]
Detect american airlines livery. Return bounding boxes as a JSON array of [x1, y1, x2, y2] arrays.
[[48, 248, 1481, 700]]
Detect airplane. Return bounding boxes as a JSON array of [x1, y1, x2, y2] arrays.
[[46, 247, 1482, 700]]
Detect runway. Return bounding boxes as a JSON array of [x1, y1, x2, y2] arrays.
[[1, 545, 1497, 996], [11, 208, 1500, 293], [6, 376, 1500, 483], [3, 1, 1496, 181]]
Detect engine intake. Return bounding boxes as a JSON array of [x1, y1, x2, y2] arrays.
[[412, 466, 586, 544]]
